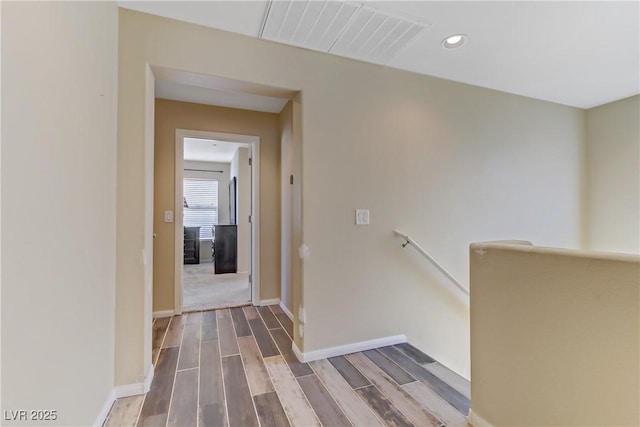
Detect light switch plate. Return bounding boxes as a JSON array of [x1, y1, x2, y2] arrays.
[[355, 209, 370, 225], [164, 211, 174, 223]]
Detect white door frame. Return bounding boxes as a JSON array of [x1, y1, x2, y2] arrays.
[[175, 129, 261, 313]]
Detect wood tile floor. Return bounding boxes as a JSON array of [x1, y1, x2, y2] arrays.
[[104, 305, 471, 427]]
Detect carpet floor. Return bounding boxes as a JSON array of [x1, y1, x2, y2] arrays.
[[183, 261, 250, 311]]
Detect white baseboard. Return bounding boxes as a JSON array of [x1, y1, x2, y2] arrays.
[[259, 298, 280, 306], [279, 301, 294, 321], [94, 388, 116, 426], [115, 364, 155, 398], [468, 409, 493, 427], [292, 334, 407, 363], [153, 309, 175, 318]]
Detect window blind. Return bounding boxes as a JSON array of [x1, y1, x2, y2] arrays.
[[183, 178, 218, 240]]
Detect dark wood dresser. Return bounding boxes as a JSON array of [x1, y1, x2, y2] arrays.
[[183, 226, 200, 264], [212, 224, 237, 274]]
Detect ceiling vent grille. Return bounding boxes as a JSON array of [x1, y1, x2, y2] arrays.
[[260, 1, 428, 64]]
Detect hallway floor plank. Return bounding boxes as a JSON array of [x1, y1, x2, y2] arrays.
[[105, 305, 471, 427]]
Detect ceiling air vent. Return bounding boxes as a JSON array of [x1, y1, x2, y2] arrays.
[[260, 1, 428, 64]]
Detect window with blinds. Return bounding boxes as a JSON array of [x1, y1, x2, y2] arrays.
[[183, 178, 218, 240]]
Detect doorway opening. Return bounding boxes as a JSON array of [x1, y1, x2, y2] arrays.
[[174, 129, 260, 313]]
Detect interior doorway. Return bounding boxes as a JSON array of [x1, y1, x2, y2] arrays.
[[174, 129, 260, 313]]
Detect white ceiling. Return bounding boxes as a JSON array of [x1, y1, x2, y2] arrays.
[[119, 1, 640, 109], [184, 138, 247, 163], [156, 80, 289, 113]]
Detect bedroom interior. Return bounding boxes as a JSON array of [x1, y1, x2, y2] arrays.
[[181, 137, 251, 311]]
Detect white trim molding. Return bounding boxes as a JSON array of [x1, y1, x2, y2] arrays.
[[94, 389, 116, 427], [153, 310, 175, 318], [279, 301, 294, 321], [259, 298, 280, 306], [292, 334, 407, 363], [174, 129, 185, 315], [114, 364, 155, 399], [468, 409, 494, 427]]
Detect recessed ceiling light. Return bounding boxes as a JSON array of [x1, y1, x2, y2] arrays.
[[442, 34, 466, 49]]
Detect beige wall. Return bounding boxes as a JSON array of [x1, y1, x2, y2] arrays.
[[470, 242, 639, 426], [2, 1, 118, 425], [153, 99, 281, 313], [116, 46, 154, 388], [230, 147, 251, 272], [118, 9, 586, 381], [279, 101, 294, 312], [279, 98, 304, 346], [290, 95, 304, 349], [586, 95, 640, 254]]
